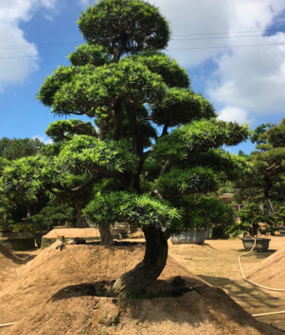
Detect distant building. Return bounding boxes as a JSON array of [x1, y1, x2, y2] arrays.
[[220, 194, 245, 212]]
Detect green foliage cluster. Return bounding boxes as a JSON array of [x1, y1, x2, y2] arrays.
[[228, 203, 273, 237], [0, 137, 44, 161], [273, 205, 285, 226], [177, 196, 235, 230], [83, 191, 181, 230], [17, 204, 75, 233], [78, 0, 170, 57], [234, 118, 285, 204]]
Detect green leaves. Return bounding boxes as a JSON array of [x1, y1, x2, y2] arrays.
[[45, 119, 96, 142], [157, 166, 219, 197], [235, 118, 285, 202], [83, 191, 181, 229], [152, 90, 215, 126], [131, 52, 190, 88], [78, 0, 170, 57], [58, 135, 137, 176], [177, 196, 235, 229], [69, 44, 111, 67], [153, 118, 249, 161], [38, 60, 167, 117], [229, 203, 265, 237], [0, 156, 45, 204]]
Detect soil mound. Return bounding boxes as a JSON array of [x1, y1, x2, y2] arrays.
[[0, 243, 23, 270], [0, 269, 9, 283], [5, 288, 285, 335], [44, 228, 100, 239], [1, 242, 284, 335], [246, 245, 285, 289]]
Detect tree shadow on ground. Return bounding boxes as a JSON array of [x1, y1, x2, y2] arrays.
[[49, 278, 197, 302], [14, 252, 38, 263], [48, 280, 214, 329], [199, 274, 280, 310]]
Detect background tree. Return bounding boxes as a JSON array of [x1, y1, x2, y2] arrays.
[[234, 119, 285, 207], [0, 137, 44, 161], [37, 0, 249, 296], [0, 138, 46, 231]]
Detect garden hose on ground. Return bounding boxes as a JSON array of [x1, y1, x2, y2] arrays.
[[238, 237, 285, 317], [0, 322, 16, 328]]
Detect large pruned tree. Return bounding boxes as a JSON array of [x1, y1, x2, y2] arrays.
[[37, 0, 248, 296]]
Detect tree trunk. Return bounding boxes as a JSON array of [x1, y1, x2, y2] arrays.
[[2, 211, 11, 232], [99, 224, 113, 245], [111, 225, 169, 297], [75, 203, 88, 228]]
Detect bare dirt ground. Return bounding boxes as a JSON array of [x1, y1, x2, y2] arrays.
[[0, 233, 285, 335], [169, 235, 285, 331]]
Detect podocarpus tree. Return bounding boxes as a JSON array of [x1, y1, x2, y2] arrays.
[[0, 138, 46, 232], [37, 0, 248, 296], [234, 119, 285, 208]]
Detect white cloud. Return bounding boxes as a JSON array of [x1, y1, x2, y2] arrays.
[[32, 135, 53, 145], [0, 22, 39, 87], [152, 0, 285, 118], [207, 33, 285, 115], [217, 106, 254, 125], [0, 0, 58, 91], [152, 0, 232, 67], [78, 0, 91, 7]]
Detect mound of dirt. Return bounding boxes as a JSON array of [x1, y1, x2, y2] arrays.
[[1, 242, 284, 335], [5, 287, 285, 335], [44, 228, 101, 239], [246, 245, 285, 289], [0, 243, 23, 270], [169, 242, 220, 258], [0, 269, 9, 284]]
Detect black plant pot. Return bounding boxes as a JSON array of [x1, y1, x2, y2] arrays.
[[171, 228, 210, 245], [242, 238, 271, 252]]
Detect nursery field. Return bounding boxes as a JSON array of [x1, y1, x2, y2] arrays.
[[169, 235, 285, 331], [0, 234, 285, 334]]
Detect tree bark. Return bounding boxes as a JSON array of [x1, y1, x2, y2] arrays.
[[111, 225, 169, 297], [75, 203, 88, 228], [99, 224, 113, 245], [2, 211, 11, 232]]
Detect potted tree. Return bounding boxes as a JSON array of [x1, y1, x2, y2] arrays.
[[274, 205, 285, 234], [171, 196, 235, 244], [230, 203, 271, 252]]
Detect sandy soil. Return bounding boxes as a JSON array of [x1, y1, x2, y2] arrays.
[[169, 235, 285, 330], [0, 234, 285, 334]]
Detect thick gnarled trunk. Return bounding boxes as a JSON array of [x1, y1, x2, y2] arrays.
[[111, 225, 169, 297], [99, 224, 113, 245]]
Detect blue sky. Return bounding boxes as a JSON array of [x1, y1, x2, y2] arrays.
[[0, 0, 285, 154]]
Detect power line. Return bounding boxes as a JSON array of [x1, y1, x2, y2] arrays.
[[0, 41, 84, 51], [0, 28, 284, 51], [0, 29, 284, 60], [171, 34, 269, 41], [168, 42, 285, 51], [0, 42, 284, 60], [172, 28, 285, 37]]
